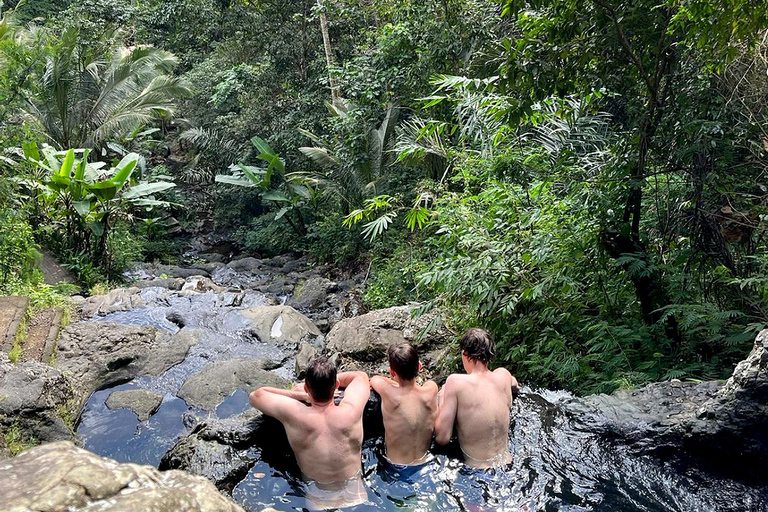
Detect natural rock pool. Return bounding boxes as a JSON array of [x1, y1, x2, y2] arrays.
[[72, 261, 768, 512]]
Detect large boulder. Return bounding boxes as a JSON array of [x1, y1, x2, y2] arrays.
[[160, 409, 275, 490], [288, 276, 335, 312], [55, 323, 201, 408], [564, 329, 768, 477], [79, 287, 145, 317], [240, 305, 321, 345], [178, 358, 289, 411], [0, 353, 76, 447], [326, 305, 453, 361], [0, 441, 244, 512]]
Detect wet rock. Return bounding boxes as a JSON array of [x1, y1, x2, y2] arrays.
[[240, 305, 321, 345], [156, 264, 210, 279], [160, 409, 276, 490], [178, 358, 289, 411], [289, 276, 335, 312], [226, 257, 263, 273], [0, 441, 245, 512], [326, 305, 453, 362], [0, 353, 76, 447], [105, 389, 163, 421], [79, 287, 145, 317], [56, 324, 201, 408], [166, 311, 186, 328], [564, 329, 768, 477], [132, 278, 186, 290], [181, 276, 226, 293]]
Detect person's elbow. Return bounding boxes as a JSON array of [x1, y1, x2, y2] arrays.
[[434, 425, 451, 445], [249, 387, 267, 409]]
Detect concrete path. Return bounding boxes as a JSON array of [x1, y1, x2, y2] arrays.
[[0, 296, 29, 354], [40, 249, 74, 285]]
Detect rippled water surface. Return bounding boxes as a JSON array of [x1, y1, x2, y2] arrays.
[[77, 281, 768, 512]]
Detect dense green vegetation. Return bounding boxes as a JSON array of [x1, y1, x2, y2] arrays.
[[1, 0, 767, 394]]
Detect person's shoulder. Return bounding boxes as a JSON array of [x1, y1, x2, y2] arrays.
[[420, 379, 439, 396], [492, 367, 515, 386], [444, 373, 470, 390]]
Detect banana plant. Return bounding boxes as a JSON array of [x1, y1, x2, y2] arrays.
[[22, 143, 175, 271], [215, 136, 318, 236]]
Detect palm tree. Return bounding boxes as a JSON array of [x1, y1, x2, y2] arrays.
[[26, 27, 190, 150]]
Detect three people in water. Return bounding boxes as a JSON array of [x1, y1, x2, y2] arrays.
[[249, 327, 518, 509]]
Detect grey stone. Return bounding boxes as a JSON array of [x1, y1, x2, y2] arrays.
[[226, 257, 263, 273], [79, 287, 145, 317], [0, 353, 76, 445], [326, 305, 453, 361], [105, 389, 163, 421], [55, 323, 201, 408], [181, 276, 226, 293], [160, 409, 271, 489], [156, 265, 210, 279], [132, 278, 185, 290], [295, 342, 319, 379], [289, 276, 335, 312], [240, 305, 321, 345], [0, 441, 245, 512], [178, 358, 288, 411]]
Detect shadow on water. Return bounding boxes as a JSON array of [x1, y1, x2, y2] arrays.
[[76, 283, 768, 512]]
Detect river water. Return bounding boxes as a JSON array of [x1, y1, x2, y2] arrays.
[[76, 273, 768, 512]]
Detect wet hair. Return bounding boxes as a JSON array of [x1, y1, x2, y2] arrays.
[[460, 328, 495, 364], [305, 356, 337, 402], [388, 342, 419, 380]]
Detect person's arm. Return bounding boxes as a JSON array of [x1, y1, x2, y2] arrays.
[[434, 376, 459, 445], [370, 375, 398, 395], [337, 371, 370, 411], [511, 374, 521, 395], [249, 386, 307, 420]]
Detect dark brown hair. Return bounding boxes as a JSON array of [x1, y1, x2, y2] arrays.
[[388, 342, 419, 380], [460, 328, 495, 364], [305, 356, 337, 402]]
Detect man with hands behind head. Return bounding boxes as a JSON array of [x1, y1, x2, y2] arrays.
[[249, 355, 370, 509]]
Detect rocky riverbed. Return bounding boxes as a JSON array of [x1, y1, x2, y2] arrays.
[[1, 254, 767, 511]]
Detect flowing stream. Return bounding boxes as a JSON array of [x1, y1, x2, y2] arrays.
[[76, 266, 768, 512]]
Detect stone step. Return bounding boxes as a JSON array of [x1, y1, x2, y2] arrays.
[[22, 307, 64, 364], [0, 296, 30, 354]]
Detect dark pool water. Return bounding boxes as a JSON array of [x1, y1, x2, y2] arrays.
[[76, 284, 768, 512]]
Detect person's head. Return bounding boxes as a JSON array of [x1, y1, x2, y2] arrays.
[[304, 355, 338, 402], [460, 328, 495, 365], [387, 342, 420, 381]]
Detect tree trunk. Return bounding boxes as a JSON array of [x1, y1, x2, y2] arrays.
[[317, 0, 341, 106]]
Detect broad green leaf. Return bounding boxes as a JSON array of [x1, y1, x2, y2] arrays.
[[275, 207, 289, 220], [215, 174, 255, 187], [73, 199, 93, 217], [122, 181, 176, 199], [60, 149, 75, 178], [261, 190, 290, 202]]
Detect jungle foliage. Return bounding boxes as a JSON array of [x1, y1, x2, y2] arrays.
[[1, 0, 767, 393]]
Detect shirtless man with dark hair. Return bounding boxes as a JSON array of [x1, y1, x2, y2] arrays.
[[435, 328, 520, 469], [249, 356, 370, 509], [371, 342, 438, 472]]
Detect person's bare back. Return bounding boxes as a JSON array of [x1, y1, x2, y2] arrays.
[[249, 357, 369, 508], [372, 343, 438, 465], [435, 328, 519, 469], [372, 375, 438, 465]]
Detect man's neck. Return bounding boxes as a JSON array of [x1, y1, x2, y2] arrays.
[[310, 397, 334, 408], [464, 360, 490, 375], [395, 377, 417, 388]]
